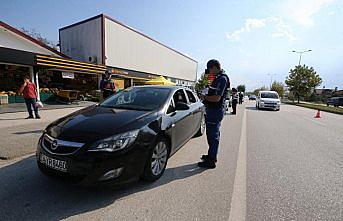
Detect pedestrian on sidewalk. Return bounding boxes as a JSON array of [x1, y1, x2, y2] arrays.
[[19, 76, 40, 119], [100, 72, 116, 99], [198, 59, 230, 169], [231, 88, 238, 115]]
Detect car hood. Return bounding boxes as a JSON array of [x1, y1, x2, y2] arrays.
[[47, 105, 156, 143]]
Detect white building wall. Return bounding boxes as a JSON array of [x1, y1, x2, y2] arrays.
[[60, 17, 102, 64], [0, 26, 59, 56], [104, 18, 197, 82]]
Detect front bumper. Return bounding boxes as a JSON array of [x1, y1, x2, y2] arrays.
[[36, 137, 150, 185], [259, 103, 280, 109]]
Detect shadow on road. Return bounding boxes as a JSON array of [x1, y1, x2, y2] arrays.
[[0, 117, 25, 121], [13, 130, 43, 135], [245, 106, 258, 111], [245, 106, 276, 112], [0, 156, 205, 220]]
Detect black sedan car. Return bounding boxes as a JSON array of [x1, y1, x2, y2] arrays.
[[36, 86, 205, 185]]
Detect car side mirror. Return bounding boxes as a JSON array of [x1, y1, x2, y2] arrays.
[[175, 102, 190, 111]]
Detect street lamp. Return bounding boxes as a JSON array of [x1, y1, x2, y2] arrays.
[[267, 74, 277, 89], [292, 49, 312, 66]]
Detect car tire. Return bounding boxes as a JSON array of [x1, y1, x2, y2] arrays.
[[141, 137, 170, 182], [194, 115, 205, 137]]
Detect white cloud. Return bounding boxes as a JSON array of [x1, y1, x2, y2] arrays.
[[226, 17, 296, 42], [280, 0, 336, 27], [226, 18, 268, 42], [270, 17, 297, 41]]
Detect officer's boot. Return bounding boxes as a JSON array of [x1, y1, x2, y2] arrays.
[[198, 158, 216, 169]]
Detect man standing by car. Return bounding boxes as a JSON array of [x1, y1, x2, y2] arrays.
[[19, 76, 40, 119], [198, 59, 230, 169], [239, 92, 244, 104]]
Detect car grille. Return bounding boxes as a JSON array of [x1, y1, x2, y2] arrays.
[[42, 134, 85, 155], [264, 102, 277, 106]]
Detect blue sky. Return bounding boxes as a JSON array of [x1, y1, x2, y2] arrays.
[[1, 0, 342, 91]]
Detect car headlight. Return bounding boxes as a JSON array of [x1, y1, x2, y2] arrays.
[[88, 129, 139, 152], [260, 101, 265, 104]]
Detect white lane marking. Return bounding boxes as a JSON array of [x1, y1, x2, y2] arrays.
[[229, 108, 247, 221]]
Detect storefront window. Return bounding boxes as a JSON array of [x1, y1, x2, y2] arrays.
[[0, 64, 30, 92]]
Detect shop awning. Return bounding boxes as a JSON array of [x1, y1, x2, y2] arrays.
[[35, 55, 106, 74], [144, 76, 176, 86]]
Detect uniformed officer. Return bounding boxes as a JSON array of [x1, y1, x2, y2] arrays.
[[198, 59, 230, 169], [231, 88, 239, 115]]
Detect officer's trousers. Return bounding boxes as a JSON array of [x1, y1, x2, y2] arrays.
[[205, 108, 225, 160]]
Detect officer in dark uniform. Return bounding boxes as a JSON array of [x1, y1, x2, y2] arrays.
[[198, 59, 230, 169]]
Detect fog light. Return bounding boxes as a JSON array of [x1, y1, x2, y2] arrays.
[[99, 167, 124, 181]]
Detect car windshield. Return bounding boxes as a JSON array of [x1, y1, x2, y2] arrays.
[[261, 92, 279, 99], [100, 87, 171, 111]]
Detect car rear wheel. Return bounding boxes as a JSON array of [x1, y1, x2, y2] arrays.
[[142, 137, 170, 182]]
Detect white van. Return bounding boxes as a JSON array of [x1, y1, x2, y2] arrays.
[[256, 91, 281, 111]]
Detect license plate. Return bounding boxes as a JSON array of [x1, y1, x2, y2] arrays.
[[40, 154, 67, 172]]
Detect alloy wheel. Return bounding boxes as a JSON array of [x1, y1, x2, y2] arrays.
[[151, 141, 168, 176]]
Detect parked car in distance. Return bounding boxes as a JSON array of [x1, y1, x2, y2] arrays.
[[36, 86, 205, 185], [256, 91, 281, 111], [249, 95, 257, 100], [327, 97, 343, 107]]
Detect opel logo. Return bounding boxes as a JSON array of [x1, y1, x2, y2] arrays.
[[51, 140, 59, 150]]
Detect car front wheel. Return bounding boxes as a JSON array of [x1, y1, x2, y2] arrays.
[[142, 137, 170, 182]]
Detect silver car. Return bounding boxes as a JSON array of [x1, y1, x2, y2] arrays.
[[256, 91, 281, 111]]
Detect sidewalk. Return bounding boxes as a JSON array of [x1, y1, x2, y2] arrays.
[[0, 106, 88, 160], [0, 101, 96, 114]]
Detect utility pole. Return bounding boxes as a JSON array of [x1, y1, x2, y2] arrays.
[[292, 50, 312, 66]]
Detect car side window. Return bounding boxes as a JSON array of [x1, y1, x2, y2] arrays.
[[186, 90, 197, 103], [173, 89, 187, 104], [166, 98, 175, 114]]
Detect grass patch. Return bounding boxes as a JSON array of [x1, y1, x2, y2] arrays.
[[284, 101, 343, 115]]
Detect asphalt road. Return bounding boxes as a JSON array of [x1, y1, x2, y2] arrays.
[[0, 101, 342, 220], [0, 107, 84, 159]]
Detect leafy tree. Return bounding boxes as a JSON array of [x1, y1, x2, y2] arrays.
[[237, 84, 246, 93], [21, 27, 58, 50], [195, 73, 208, 92], [253, 86, 267, 96], [285, 65, 322, 103], [271, 81, 285, 98]]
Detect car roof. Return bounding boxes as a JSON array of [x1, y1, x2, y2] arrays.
[[260, 91, 278, 93]]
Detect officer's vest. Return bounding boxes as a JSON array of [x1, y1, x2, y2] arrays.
[[207, 73, 230, 109]]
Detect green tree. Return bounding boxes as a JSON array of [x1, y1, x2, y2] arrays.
[[237, 85, 246, 93], [285, 65, 322, 103], [253, 86, 267, 96], [271, 81, 285, 98], [195, 73, 208, 92]]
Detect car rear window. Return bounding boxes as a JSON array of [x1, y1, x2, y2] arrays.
[[186, 90, 197, 103]]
